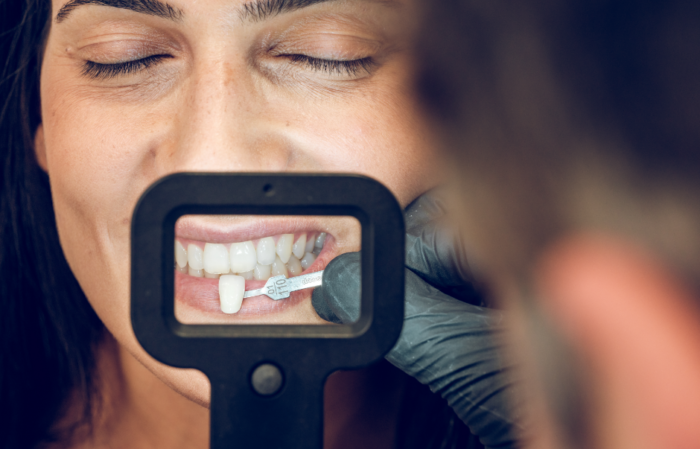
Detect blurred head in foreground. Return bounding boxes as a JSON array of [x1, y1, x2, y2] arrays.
[[417, 0, 700, 448]]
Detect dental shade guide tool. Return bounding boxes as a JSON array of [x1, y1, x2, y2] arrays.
[[244, 271, 324, 301], [131, 174, 405, 449]]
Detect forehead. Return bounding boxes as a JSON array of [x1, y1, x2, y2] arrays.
[[52, 0, 402, 23]]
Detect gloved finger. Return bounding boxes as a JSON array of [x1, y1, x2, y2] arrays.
[[404, 194, 484, 305], [311, 252, 360, 324], [389, 270, 520, 448], [404, 192, 448, 236], [311, 289, 343, 324], [311, 251, 520, 448]]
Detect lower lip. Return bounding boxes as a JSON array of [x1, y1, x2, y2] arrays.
[[174, 237, 336, 317]]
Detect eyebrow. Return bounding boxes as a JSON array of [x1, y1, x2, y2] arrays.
[[56, 0, 363, 25], [56, 0, 184, 23], [238, 0, 339, 22]]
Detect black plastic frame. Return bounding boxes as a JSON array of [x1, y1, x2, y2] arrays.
[[131, 173, 405, 449]]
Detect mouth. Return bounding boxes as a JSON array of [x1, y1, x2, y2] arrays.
[[174, 216, 335, 318]]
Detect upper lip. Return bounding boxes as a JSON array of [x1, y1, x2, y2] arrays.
[[175, 215, 328, 243]]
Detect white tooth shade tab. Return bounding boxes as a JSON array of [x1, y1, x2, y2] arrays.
[[305, 234, 315, 253], [292, 235, 306, 259], [187, 244, 204, 270], [203, 243, 230, 274], [230, 241, 257, 273], [219, 275, 245, 314], [287, 255, 303, 276], [315, 232, 326, 249], [257, 237, 276, 266], [276, 234, 294, 263], [254, 263, 271, 280], [271, 255, 288, 277], [300, 252, 316, 270], [175, 241, 188, 268]]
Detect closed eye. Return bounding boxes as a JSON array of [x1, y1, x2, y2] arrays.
[[82, 54, 374, 80], [286, 54, 375, 77], [82, 54, 173, 79]]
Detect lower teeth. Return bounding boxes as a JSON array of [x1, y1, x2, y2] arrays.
[[300, 252, 315, 269]]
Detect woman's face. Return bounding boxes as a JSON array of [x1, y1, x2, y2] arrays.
[[38, 0, 439, 405]]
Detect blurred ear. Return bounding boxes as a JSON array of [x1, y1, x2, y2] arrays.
[[535, 234, 700, 449], [34, 123, 47, 171]]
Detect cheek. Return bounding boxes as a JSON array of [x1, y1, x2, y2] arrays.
[[40, 54, 439, 245], [331, 119, 438, 206], [41, 84, 168, 235], [286, 81, 440, 206]]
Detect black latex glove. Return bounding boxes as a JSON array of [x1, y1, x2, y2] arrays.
[[312, 194, 521, 449]]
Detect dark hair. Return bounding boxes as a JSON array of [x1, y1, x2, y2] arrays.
[[1, 0, 105, 447], [416, 0, 700, 285], [0, 2, 478, 448]]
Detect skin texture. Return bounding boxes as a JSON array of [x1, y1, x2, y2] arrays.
[[35, 0, 439, 446]]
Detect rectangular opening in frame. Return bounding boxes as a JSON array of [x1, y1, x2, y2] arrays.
[[173, 214, 362, 327]]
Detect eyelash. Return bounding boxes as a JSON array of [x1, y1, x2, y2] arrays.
[[82, 54, 374, 79], [286, 55, 374, 77], [82, 54, 172, 79]]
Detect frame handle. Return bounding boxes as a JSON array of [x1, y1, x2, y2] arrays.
[[209, 369, 325, 449]]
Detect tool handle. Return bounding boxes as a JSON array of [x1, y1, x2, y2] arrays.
[[209, 374, 324, 449]]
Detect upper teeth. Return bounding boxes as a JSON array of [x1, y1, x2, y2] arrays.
[[175, 232, 325, 281], [229, 241, 257, 273]]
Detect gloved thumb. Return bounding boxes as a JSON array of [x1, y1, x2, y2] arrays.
[[311, 252, 360, 324]]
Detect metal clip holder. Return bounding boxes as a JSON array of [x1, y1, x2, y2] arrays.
[[244, 272, 324, 301]]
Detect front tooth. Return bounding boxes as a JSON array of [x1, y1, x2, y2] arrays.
[[276, 234, 294, 263], [230, 241, 257, 273], [188, 267, 203, 277], [204, 270, 219, 279], [238, 270, 254, 280], [287, 255, 302, 276], [257, 237, 276, 265], [300, 252, 316, 270], [315, 232, 326, 249], [177, 264, 188, 274], [292, 235, 306, 259], [219, 275, 245, 314], [187, 244, 203, 270], [271, 255, 288, 277], [175, 241, 188, 268], [203, 243, 230, 274], [305, 234, 315, 253], [254, 263, 271, 280]]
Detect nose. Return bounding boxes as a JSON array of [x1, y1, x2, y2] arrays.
[[163, 58, 292, 173]]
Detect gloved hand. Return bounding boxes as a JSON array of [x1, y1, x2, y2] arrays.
[[312, 194, 522, 449]]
